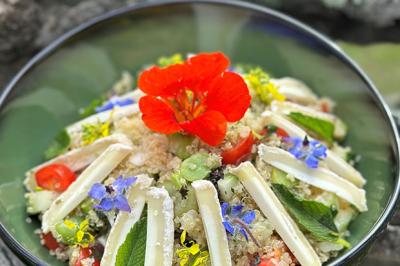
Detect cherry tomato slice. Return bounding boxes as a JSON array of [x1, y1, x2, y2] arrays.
[[276, 128, 289, 138], [35, 163, 76, 192], [41, 232, 60, 250], [75, 247, 100, 266], [221, 133, 255, 165], [259, 258, 276, 266]]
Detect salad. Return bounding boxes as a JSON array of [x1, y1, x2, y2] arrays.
[[24, 52, 367, 266]]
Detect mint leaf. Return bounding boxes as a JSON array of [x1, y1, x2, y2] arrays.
[[288, 112, 334, 144], [116, 217, 147, 266], [79, 96, 105, 118], [44, 129, 71, 160], [272, 184, 339, 241]]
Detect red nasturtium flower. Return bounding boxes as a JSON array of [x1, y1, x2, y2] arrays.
[[138, 52, 251, 146]]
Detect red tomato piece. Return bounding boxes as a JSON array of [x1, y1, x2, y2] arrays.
[[35, 163, 76, 192], [259, 258, 277, 266], [321, 101, 330, 113], [41, 232, 59, 250], [221, 133, 255, 165], [75, 247, 100, 266], [276, 128, 289, 138]]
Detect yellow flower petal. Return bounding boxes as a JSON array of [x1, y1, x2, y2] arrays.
[[188, 243, 200, 255], [180, 230, 187, 245], [193, 251, 209, 266], [64, 220, 76, 230], [76, 230, 84, 243], [79, 219, 89, 231]]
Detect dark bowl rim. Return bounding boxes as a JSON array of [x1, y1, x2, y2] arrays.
[[0, 0, 399, 265]]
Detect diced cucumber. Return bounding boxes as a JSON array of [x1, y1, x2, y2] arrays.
[[334, 207, 357, 233], [180, 153, 213, 182], [217, 173, 239, 202], [25, 190, 58, 214], [174, 186, 198, 216], [168, 134, 194, 159], [270, 168, 293, 187]]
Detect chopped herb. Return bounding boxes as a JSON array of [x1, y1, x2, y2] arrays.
[[44, 129, 71, 160], [272, 184, 342, 242], [157, 53, 184, 67], [115, 217, 147, 266], [79, 96, 106, 118], [288, 112, 335, 144]]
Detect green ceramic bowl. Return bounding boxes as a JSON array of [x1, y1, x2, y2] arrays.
[[0, 1, 399, 265]]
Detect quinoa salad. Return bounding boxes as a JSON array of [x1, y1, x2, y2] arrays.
[[24, 52, 367, 266]]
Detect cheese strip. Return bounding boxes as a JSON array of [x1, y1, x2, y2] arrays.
[[258, 145, 367, 212], [24, 134, 132, 191], [271, 77, 318, 105], [101, 174, 153, 266], [262, 111, 366, 187], [42, 143, 133, 233], [67, 104, 139, 134], [270, 101, 347, 140], [230, 162, 321, 266], [192, 180, 232, 266], [145, 187, 174, 266]]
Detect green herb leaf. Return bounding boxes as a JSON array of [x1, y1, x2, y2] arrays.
[[79, 96, 106, 118], [272, 184, 339, 241], [44, 129, 71, 160], [288, 112, 334, 144], [115, 217, 147, 266]]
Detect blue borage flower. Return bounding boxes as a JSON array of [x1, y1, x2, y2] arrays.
[[95, 97, 134, 113], [284, 136, 327, 168], [88, 176, 137, 212], [221, 202, 259, 245]]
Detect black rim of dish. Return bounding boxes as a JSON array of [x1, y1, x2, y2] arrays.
[[0, 0, 399, 265]]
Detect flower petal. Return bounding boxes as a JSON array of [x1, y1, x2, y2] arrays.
[[241, 210, 256, 225], [238, 227, 249, 241], [187, 52, 229, 84], [88, 183, 107, 201], [205, 71, 251, 122], [180, 110, 227, 146], [138, 63, 189, 97], [221, 202, 229, 216], [222, 221, 235, 235], [231, 205, 244, 217], [114, 195, 131, 212], [97, 197, 114, 211], [305, 155, 319, 169], [139, 96, 181, 134]]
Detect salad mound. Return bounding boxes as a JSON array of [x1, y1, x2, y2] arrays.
[[24, 52, 367, 266]]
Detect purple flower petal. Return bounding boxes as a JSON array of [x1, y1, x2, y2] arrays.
[[95, 98, 135, 113], [305, 155, 319, 169], [98, 197, 114, 211], [88, 183, 107, 201], [241, 210, 256, 225], [95, 102, 114, 113], [222, 221, 235, 235], [238, 227, 248, 241], [114, 195, 131, 212], [221, 202, 229, 216], [113, 176, 137, 194], [231, 205, 244, 217]]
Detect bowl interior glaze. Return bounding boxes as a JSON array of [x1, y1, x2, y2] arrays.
[[0, 1, 398, 265]]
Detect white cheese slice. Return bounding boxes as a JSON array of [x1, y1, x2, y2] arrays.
[[66, 104, 139, 135], [24, 133, 132, 192], [145, 187, 174, 266], [262, 112, 366, 187], [230, 162, 321, 266], [41, 143, 133, 233], [191, 180, 232, 266], [101, 174, 153, 266], [258, 145, 367, 212], [271, 77, 318, 105]]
